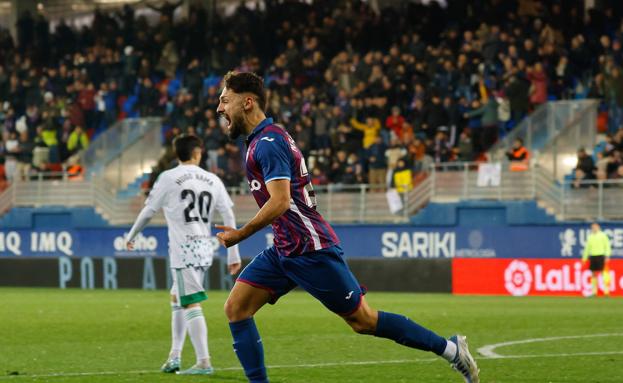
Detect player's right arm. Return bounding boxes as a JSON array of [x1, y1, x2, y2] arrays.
[[126, 174, 167, 250], [216, 132, 292, 248], [213, 177, 242, 274], [216, 179, 290, 248]]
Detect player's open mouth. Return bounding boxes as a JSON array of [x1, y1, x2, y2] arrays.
[[221, 114, 231, 129]]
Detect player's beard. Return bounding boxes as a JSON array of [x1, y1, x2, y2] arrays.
[[227, 112, 246, 140]]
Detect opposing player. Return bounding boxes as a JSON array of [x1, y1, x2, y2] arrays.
[[215, 72, 479, 383], [126, 135, 241, 375]]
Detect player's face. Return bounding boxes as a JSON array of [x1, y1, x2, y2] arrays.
[[217, 87, 246, 140]]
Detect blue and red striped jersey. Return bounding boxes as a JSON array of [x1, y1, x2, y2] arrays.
[[245, 118, 339, 256]]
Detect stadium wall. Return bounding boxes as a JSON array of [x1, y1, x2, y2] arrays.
[[2, 223, 622, 295]]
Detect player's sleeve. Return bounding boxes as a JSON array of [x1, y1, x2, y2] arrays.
[[127, 205, 157, 243], [254, 134, 292, 183], [144, 174, 168, 211], [214, 178, 241, 265], [128, 175, 167, 243]]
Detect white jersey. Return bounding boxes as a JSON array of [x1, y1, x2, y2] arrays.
[[145, 164, 234, 268]]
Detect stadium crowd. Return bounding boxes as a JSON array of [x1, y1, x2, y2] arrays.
[[1, 0, 623, 189]]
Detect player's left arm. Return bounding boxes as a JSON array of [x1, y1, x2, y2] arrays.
[[216, 179, 290, 248]]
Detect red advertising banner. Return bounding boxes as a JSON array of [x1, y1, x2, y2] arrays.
[[453, 258, 623, 297]]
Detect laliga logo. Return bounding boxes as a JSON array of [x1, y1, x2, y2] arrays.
[[504, 260, 533, 296]]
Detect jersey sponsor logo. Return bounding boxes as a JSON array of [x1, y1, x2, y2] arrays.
[[249, 179, 262, 192]]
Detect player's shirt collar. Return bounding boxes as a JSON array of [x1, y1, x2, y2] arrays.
[[246, 117, 274, 144]]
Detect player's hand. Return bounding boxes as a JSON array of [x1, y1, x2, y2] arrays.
[[215, 225, 243, 247], [126, 241, 134, 251], [228, 262, 241, 275]]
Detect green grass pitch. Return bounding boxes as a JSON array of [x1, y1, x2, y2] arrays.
[[1, 288, 621, 382]]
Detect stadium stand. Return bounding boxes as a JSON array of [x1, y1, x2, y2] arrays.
[[1, 0, 622, 191]]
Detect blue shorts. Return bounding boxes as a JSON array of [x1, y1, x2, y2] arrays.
[[237, 245, 365, 316]]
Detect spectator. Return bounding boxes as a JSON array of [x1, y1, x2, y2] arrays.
[[330, 150, 348, 183], [385, 106, 405, 140], [67, 126, 90, 156], [504, 75, 530, 122], [455, 131, 474, 162], [422, 94, 448, 139], [506, 138, 530, 171], [506, 138, 529, 162], [605, 66, 623, 132], [3, 131, 19, 181], [430, 131, 452, 163], [310, 167, 328, 186], [527, 62, 548, 106], [464, 94, 498, 154], [574, 148, 596, 187], [367, 136, 388, 190], [342, 153, 363, 185], [349, 116, 381, 149], [391, 158, 413, 193]]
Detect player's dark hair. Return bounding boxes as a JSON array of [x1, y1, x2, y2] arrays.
[[223, 71, 267, 112], [174, 134, 203, 161]]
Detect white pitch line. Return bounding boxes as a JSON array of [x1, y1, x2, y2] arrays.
[[0, 359, 434, 380], [477, 333, 623, 358], [2, 350, 623, 380]]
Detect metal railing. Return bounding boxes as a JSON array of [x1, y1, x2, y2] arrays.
[[0, 177, 409, 225], [79, 117, 164, 191], [426, 162, 536, 201], [554, 179, 623, 221], [6, 162, 623, 223], [489, 100, 598, 168], [537, 101, 599, 179], [405, 161, 623, 221], [0, 182, 13, 215]]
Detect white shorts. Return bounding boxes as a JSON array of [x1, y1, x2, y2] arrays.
[[170, 267, 208, 307]]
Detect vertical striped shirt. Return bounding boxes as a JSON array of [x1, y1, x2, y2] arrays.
[[245, 118, 339, 256]]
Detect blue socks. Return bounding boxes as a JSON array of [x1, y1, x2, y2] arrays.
[[374, 311, 447, 355], [229, 317, 268, 383], [230, 312, 447, 382]]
